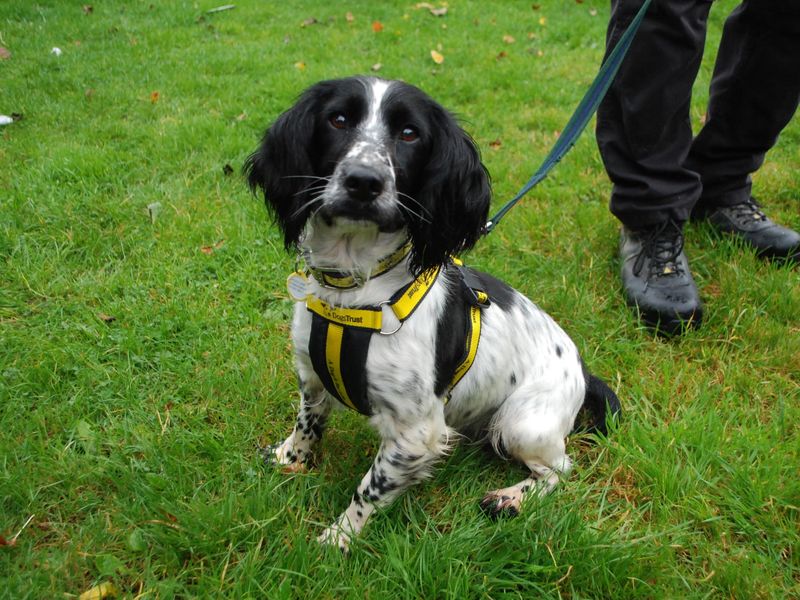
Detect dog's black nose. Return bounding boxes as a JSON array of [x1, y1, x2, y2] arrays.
[[343, 166, 384, 202]]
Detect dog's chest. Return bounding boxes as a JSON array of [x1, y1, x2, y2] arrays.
[[292, 276, 479, 416]]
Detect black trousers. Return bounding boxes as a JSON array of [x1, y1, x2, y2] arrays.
[[596, 0, 800, 229]]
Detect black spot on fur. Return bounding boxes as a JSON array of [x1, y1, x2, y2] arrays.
[[555, 345, 563, 357], [510, 373, 517, 385]]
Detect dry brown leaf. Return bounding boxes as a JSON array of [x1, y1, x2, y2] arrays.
[[0, 47, 11, 60], [98, 313, 116, 323], [345, 11, 354, 22], [201, 240, 225, 254], [301, 17, 318, 27], [430, 50, 444, 64], [503, 34, 515, 44], [489, 139, 502, 149], [82, 5, 94, 14], [371, 63, 382, 72], [150, 91, 159, 104], [496, 50, 508, 60], [294, 61, 306, 70], [372, 21, 384, 32]]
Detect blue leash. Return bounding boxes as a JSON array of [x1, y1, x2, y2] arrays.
[[482, 0, 652, 235]]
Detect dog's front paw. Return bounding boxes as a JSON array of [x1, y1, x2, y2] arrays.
[[480, 489, 522, 519], [259, 440, 310, 473], [317, 522, 351, 553]]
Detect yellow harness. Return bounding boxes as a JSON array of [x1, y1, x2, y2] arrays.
[[288, 258, 487, 415]]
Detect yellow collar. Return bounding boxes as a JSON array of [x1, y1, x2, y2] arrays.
[[304, 264, 440, 334], [304, 239, 413, 290]]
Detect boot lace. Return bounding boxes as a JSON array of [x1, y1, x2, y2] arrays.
[[728, 198, 767, 224], [633, 220, 685, 278]]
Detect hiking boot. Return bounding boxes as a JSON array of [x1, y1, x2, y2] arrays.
[[620, 221, 703, 336], [696, 198, 800, 262]]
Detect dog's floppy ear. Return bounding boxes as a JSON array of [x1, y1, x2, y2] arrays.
[[244, 88, 322, 250], [406, 105, 491, 274]]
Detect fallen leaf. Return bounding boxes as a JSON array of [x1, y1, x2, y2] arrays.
[[301, 17, 317, 27], [127, 529, 147, 552], [235, 112, 247, 121], [503, 34, 515, 44], [589, 8, 598, 16], [539, 16, 547, 25], [82, 5, 93, 14], [372, 21, 384, 32], [294, 61, 306, 70], [496, 50, 507, 60], [0, 47, 10, 60], [150, 91, 160, 104], [371, 63, 382, 72], [345, 11, 354, 22], [0, 535, 14, 547], [201, 240, 225, 254], [489, 139, 502, 149], [532, 3, 541, 9], [431, 8, 448, 16], [222, 163, 234, 176], [430, 49, 444, 64], [97, 313, 116, 323], [79, 582, 118, 600]]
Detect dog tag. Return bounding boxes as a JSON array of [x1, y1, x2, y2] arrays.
[[286, 271, 309, 302]]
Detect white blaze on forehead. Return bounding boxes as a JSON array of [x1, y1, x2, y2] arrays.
[[343, 79, 395, 178], [362, 79, 391, 138]]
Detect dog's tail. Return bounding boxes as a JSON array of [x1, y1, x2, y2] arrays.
[[577, 366, 621, 436]]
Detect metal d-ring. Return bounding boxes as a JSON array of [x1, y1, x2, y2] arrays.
[[378, 300, 402, 335]]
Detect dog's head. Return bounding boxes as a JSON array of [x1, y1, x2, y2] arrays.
[[245, 77, 491, 274]]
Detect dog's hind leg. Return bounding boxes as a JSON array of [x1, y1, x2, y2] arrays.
[[263, 378, 332, 473], [318, 408, 453, 551], [480, 386, 577, 518]]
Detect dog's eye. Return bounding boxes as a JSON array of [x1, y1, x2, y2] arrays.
[[329, 113, 348, 129], [399, 126, 419, 142]]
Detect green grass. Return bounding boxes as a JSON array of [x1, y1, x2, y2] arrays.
[[1, 0, 798, 597]]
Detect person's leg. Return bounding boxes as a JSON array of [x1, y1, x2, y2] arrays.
[[597, 0, 714, 228], [688, 0, 800, 260], [596, 0, 713, 333]]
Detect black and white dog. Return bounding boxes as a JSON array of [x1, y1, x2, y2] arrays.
[[246, 76, 619, 551]]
